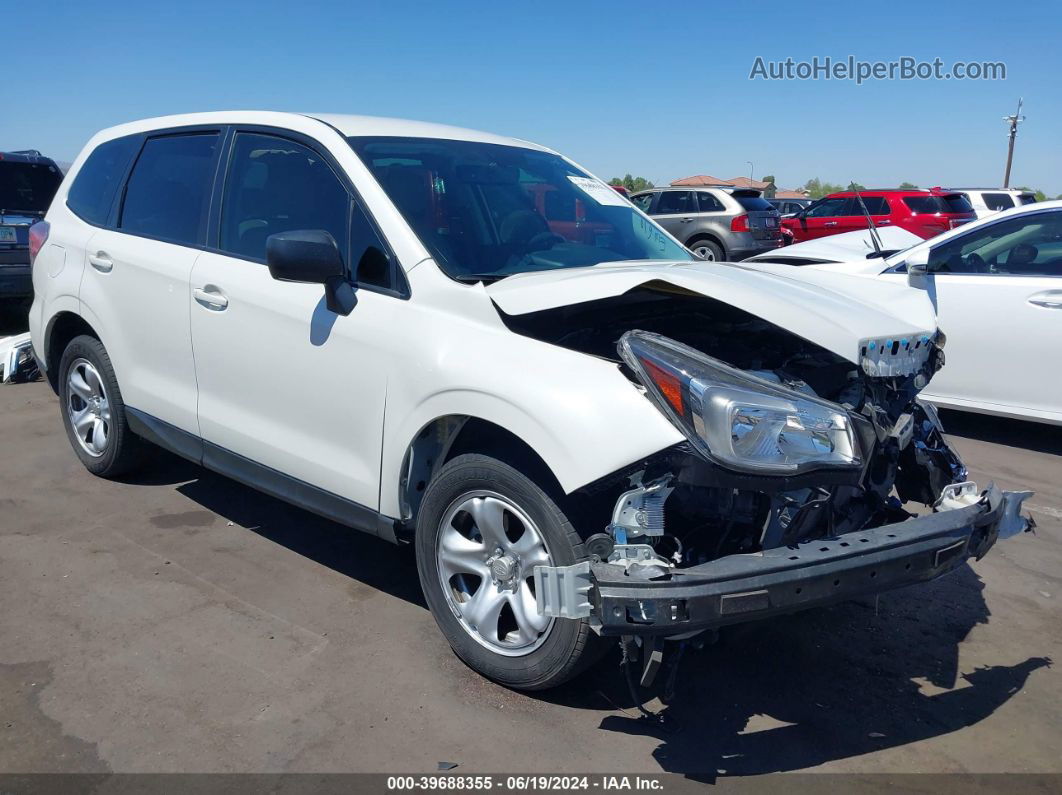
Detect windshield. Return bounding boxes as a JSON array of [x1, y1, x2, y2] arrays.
[[0, 161, 63, 214], [348, 137, 690, 281]]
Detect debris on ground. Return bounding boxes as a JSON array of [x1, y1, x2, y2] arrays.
[[0, 333, 40, 384]]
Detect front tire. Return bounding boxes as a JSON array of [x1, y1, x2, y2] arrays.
[[415, 454, 599, 690], [58, 335, 144, 478]]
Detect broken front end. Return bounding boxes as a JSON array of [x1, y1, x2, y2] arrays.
[[517, 295, 1033, 638]]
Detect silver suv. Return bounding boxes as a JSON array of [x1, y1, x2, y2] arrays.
[[631, 186, 783, 261]]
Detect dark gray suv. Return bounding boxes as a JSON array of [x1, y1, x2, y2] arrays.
[[631, 186, 783, 261], [1, 150, 64, 307]]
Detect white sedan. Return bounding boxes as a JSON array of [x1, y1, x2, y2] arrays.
[[748, 201, 1062, 425]]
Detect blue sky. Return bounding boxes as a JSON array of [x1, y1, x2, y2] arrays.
[[6, 0, 1060, 194]]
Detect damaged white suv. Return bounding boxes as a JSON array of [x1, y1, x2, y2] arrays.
[[30, 112, 1032, 690]]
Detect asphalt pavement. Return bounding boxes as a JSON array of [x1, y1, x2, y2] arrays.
[[1, 313, 1059, 777]]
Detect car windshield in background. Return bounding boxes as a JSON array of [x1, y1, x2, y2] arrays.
[[0, 161, 63, 214], [347, 136, 690, 281], [904, 194, 974, 214], [731, 191, 774, 212]]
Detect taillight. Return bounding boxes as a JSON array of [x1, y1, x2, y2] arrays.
[[29, 221, 50, 265], [730, 214, 750, 232]]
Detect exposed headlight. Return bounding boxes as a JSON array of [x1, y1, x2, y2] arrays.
[[618, 331, 861, 475]]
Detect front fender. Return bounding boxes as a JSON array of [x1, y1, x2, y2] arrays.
[[379, 365, 683, 519]]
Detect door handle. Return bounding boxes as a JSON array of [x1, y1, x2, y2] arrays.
[[824, 221, 838, 227], [1028, 293, 1062, 309], [88, 252, 113, 273], [681, 217, 693, 223], [193, 286, 229, 310]]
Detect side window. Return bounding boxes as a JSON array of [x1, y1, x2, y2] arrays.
[[983, 192, 1015, 211], [653, 191, 693, 215], [220, 133, 350, 265], [805, 198, 847, 218], [846, 196, 889, 215], [697, 192, 725, 212], [927, 212, 1062, 276], [67, 136, 140, 226], [119, 133, 219, 245], [631, 193, 654, 212]]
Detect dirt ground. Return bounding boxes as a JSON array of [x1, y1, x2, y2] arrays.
[[1, 316, 1059, 777]]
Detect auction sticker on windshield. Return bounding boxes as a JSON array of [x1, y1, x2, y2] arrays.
[[567, 176, 629, 207]]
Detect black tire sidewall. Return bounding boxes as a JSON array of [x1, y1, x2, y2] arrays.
[[57, 335, 138, 477], [415, 454, 593, 690], [690, 238, 724, 261]]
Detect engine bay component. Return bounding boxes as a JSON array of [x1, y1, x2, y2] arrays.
[[610, 475, 674, 539]]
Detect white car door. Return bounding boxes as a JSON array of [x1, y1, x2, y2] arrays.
[[78, 131, 222, 434], [189, 131, 402, 519], [892, 209, 1062, 422]]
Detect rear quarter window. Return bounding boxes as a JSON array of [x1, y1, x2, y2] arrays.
[[67, 136, 141, 226], [904, 195, 974, 214]]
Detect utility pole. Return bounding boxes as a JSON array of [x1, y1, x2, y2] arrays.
[[746, 161, 754, 183], [1002, 98, 1025, 188]]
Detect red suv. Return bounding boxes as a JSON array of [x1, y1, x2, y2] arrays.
[[781, 188, 976, 243]]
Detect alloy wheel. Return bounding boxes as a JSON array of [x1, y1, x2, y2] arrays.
[[66, 358, 111, 457], [436, 491, 554, 656]]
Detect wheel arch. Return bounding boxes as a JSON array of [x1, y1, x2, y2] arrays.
[[44, 311, 101, 393], [686, 232, 726, 258], [395, 414, 567, 539]]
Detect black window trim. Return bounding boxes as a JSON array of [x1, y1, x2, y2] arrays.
[[211, 124, 409, 301]]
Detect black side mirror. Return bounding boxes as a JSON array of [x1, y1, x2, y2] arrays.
[[266, 229, 357, 315]]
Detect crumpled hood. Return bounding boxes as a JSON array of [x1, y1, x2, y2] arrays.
[[486, 260, 936, 365]]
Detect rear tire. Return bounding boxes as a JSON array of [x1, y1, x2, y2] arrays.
[[689, 238, 724, 261], [415, 454, 602, 690], [58, 335, 144, 478]]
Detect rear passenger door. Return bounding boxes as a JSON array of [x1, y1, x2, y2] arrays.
[[648, 190, 696, 240], [78, 130, 221, 435], [839, 196, 890, 234], [189, 130, 401, 518]]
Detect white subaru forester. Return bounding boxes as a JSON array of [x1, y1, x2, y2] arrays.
[[29, 112, 1031, 690]]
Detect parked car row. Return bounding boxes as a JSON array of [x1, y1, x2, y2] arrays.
[[25, 111, 1033, 692]]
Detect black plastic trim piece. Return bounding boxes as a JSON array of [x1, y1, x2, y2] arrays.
[[126, 407, 204, 464], [125, 407, 397, 543]]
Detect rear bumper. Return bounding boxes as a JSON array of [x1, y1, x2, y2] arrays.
[[590, 484, 1026, 636]]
